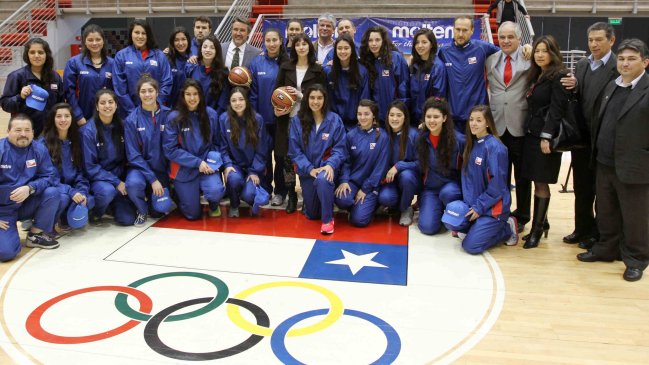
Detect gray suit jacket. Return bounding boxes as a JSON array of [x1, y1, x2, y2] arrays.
[[574, 53, 618, 129], [486, 47, 531, 137], [593, 73, 649, 184], [221, 42, 262, 69]]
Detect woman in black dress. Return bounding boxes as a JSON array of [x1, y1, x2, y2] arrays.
[[522, 35, 570, 249]]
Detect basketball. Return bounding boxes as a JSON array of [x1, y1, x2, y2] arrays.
[[271, 87, 297, 110], [228, 66, 252, 87]]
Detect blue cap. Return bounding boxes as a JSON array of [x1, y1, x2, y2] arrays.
[[206, 151, 223, 171], [151, 188, 173, 214], [441, 200, 471, 231], [251, 186, 270, 215], [67, 203, 89, 229], [26, 84, 48, 111]]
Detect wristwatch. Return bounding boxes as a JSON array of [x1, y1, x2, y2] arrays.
[[28, 185, 35, 195]]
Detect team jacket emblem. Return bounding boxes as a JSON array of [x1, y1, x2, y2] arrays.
[[382, 70, 390, 77], [468, 57, 477, 65], [321, 133, 329, 141], [26, 159, 37, 168], [369, 143, 376, 150], [474, 157, 482, 166], [150, 60, 158, 66]]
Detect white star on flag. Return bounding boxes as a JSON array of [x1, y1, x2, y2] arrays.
[[325, 250, 388, 275]]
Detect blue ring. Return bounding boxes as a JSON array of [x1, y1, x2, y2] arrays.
[[270, 308, 401, 364]]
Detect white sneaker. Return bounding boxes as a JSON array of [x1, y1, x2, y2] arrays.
[[271, 194, 284, 206], [457, 232, 467, 241], [506, 216, 519, 246]]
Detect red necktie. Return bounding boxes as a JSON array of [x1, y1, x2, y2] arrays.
[[504, 55, 512, 86]]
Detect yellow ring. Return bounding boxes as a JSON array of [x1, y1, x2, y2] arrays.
[[226, 281, 343, 337]]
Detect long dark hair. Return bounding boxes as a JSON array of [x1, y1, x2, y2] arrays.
[[330, 34, 362, 90], [92, 89, 125, 159], [417, 97, 456, 176], [174, 79, 211, 144], [527, 35, 566, 85], [81, 24, 108, 62], [197, 35, 227, 102], [360, 26, 395, 90], [23, 38, 56, 85], [226, 87, 258, 148], [410, 28, 438, 76], [285, 18, 304, 48], [386, 100, 410, 161], [127, 18, 158, 49], [167, 26, 191, 64], [43, 103, 82, 169], [297, 84, 329, 147], [263, 28, 288, 65], [289, 33, 317, 66], [462, 105, 499, 172], [357, 99, 381, 142]]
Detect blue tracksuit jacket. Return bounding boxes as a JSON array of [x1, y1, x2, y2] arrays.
[[409, 58, 447, 124], [163, 107, 220, 183], [462, 134, 511, 221], [288, 111, 347, 177], [80, 119, 126, 185], [124, 105, 171, 183], [217, 112, 270, 176], [389, 127, 419, 173], [340, 126, 390, 193], [112, 46, 172, 115], [420, 130, 466, 190], [36, 138, 89, 198], [63, 55, 115, 122], [368, 51, 409, 123], [324, 64, 371, 125], [185, 63, 230, 115], [168, 55, 188, 109], [249, 53, 280, 126], [437, 40, 499, 122]]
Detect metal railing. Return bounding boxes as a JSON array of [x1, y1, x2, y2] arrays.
[[214, 0, 253, 44], [480, 15, 494, 44], [517, 0, 535, 45], [59, 0, 231, 15], [524, 0, 647, 14], [561, 50, 587, 73]]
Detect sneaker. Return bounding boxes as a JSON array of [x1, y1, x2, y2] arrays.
[[208, 205, 221, 217], [200, 195, 209, 205], [271, 194, 284, 206], [506, 216, 519, 246], [321, 220, 335, 234], [26, 232, 59, 249], [399, 207, 414, 226], [89, 214, 103, 226], [457, 232, 467, 240], [134, 213, 147, 227], [228, 207, 240, 218]]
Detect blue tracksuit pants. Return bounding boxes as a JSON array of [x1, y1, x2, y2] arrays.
[[301, 171, 335, 224], [334, 182, 378, 227], [225, 169, 259, 209], [125, 169, 169, 215], [55, 188, 95, 227], [90, 181, 136, 225], [417, 181, 462, 235], [173, 174, 225, 220], [378, 169, 420, 212], [445, 215, 511, 255]]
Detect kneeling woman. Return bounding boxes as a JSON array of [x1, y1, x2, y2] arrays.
[[124, 75, 172, 226], [163, 80, 225, 220], [80, 90, 136, 225], [378, 100, 420, 226], [444, 105, 518, 254], [335, 99, 389, 227], [416, 97, 464, 235], [218, 87, 270, 217], [289, 84, 346, 234], [41, 103, 94, 231]]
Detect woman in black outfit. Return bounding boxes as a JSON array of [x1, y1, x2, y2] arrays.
[[521, 35, 570, 249], [273, 33, 326, 213]]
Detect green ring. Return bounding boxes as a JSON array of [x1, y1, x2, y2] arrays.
[[115, 272, 229, 322]]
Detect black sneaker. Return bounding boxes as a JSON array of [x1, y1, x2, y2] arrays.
[[26, 232, 60, 249]]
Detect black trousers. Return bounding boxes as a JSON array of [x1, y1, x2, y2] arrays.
[[501, 130, 531, 224], [593, 163, 649, 271], [570, 147, 597, 237]]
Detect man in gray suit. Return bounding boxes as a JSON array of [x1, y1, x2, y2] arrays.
[[485, 21, 531, 233], [577, 39, 649, 282], [221, 16, 262, 69]]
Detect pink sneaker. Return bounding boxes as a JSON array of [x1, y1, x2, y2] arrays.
[[321, 220, 334, 234]]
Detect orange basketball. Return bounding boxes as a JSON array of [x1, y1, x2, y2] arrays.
[[271, 87, 297, 110], [228, 66, 252, 87]]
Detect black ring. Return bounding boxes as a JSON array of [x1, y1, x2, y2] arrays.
[[144, 297, 270, 360]]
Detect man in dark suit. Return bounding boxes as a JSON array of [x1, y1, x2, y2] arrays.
[[577, 39, 649, 282], [221, 16, 262, 69], [561, 22, 618, 249]]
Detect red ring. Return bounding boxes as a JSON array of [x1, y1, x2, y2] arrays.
[[26, 286, 153, 344]]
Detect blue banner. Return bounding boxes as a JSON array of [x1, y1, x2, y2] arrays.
[[262, 17, 483, 55]]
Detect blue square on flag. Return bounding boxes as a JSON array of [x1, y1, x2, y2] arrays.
[[299, 240, 407, 286]]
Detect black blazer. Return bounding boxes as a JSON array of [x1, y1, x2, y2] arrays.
[[525, 71, 570, 139], [592, 73, 649, 184], [575, 53, 618, 132], [273, 61, 326, 156]]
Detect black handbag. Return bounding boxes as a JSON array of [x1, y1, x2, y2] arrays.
[[545, 96, 587, 152]]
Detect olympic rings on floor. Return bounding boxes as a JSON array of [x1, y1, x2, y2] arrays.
[[114, 271, 229, 322], [144, 297, 270, 361], [26, 286, 153, 344], [270, 308, 402, 365], [226, 281, 344, 337]]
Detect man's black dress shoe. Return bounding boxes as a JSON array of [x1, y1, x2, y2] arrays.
[[563, 231, 583, 244], [576, 251, 615, 263], [623, 267, 643, 282], [578, 237, 597, 250]]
